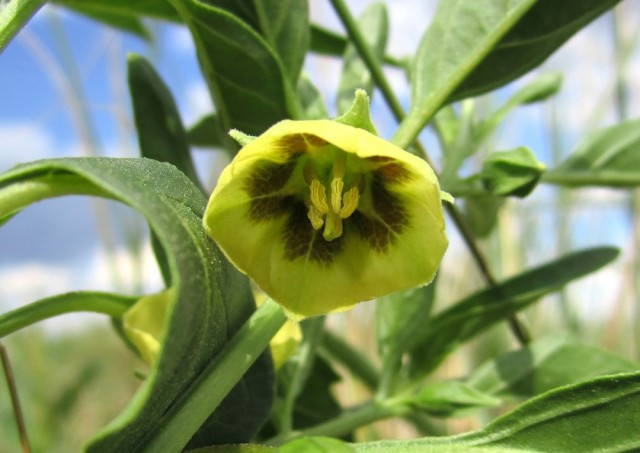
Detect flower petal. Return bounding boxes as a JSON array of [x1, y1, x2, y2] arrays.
[[204, 120, 448, 318]]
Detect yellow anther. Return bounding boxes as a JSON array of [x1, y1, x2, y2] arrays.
[[307, 205, 325, 230], [309, 179, 328, 214], [339, 187, 360, 218], [307, 168, 361, 241]]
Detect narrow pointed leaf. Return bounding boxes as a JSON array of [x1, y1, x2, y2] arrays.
[[394, 0, 536, 147], [467, 334, 638, 398], [409, 247, 619, 376], [450, 0, 623, 101], [543, 118, 640, 187], [353, 371, 640, 452]]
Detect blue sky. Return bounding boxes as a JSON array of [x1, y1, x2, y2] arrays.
[[0, 1, 639, 330]]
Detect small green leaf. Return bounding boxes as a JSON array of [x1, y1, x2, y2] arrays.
[[281, 437, 356, 453], [337, 2, 388, 114], [410, 380, 500, 417], [474, 73, 563, 144], [480, 147, 546, 197], [467, 334, 638, 398], [543, 118, 640, 187], [408, 247, 619, 376]]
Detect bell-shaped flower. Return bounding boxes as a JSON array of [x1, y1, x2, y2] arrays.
[[204, 107, 449, 318]]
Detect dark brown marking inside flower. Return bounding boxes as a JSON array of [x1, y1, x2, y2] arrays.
[[249, 195, 297, 221], [283, 200, 343, 265], [245, 160, 296, 197], [278, 133, 327, 157], [350, 176, 408, 252], [376, 162, 412, 184]]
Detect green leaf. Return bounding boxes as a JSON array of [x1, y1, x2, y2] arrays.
[[169, 0, 297, 136], [199, 0, 310, 81], [281, 437, 356, 453], [410, 380, 501, 417], [128, 54, 202, 189], [309, 23, 403, 67], [467, 334, 638, 398], [53, 0, 181, 38], [0, 158, 268, 451], [408, 247, 619, 376], [252, 0, 309, 83], [474, 72, 563, 144], [337, 2, 388, 114], [543, 118, 640, 187], [480, 147, 546, 197], [394, 0, 536, 148], [376, 284, 436, 360], [310, 24, 347, 55], [187, 113, 226, 150], [185, 353, 275, 448], [353, 371, 640, 452], [450, 0, 623, 101]]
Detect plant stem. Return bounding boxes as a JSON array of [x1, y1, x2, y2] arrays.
[[0, 343, 31, 453], [140, 299, 286, 452], [0, 292, 135, 338], [280, 316, 326, 434], [266, 400, 410, 446], [0, 0, 46, 54], [330, 0, 529, 346]]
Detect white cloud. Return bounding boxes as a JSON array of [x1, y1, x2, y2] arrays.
[[0, 242, 164, 335], [0, 121, 56, 172], [183, 81, 214, 125]]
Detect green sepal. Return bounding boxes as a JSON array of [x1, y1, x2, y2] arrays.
[[334, 89, 377, 135]]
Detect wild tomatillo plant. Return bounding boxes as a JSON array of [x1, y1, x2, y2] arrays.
[[0, 1, 639, 452]]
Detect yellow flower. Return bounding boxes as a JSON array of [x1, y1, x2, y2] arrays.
[[122, 288, 173, 366], [204, 117, 448, 318]]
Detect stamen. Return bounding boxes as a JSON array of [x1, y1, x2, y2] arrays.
[[307, 205, 325, 230], [340, 187, 360, 218], [309, 179, 328, 214], [306, 156, 362, 241], [330, 178, 343, 214]]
